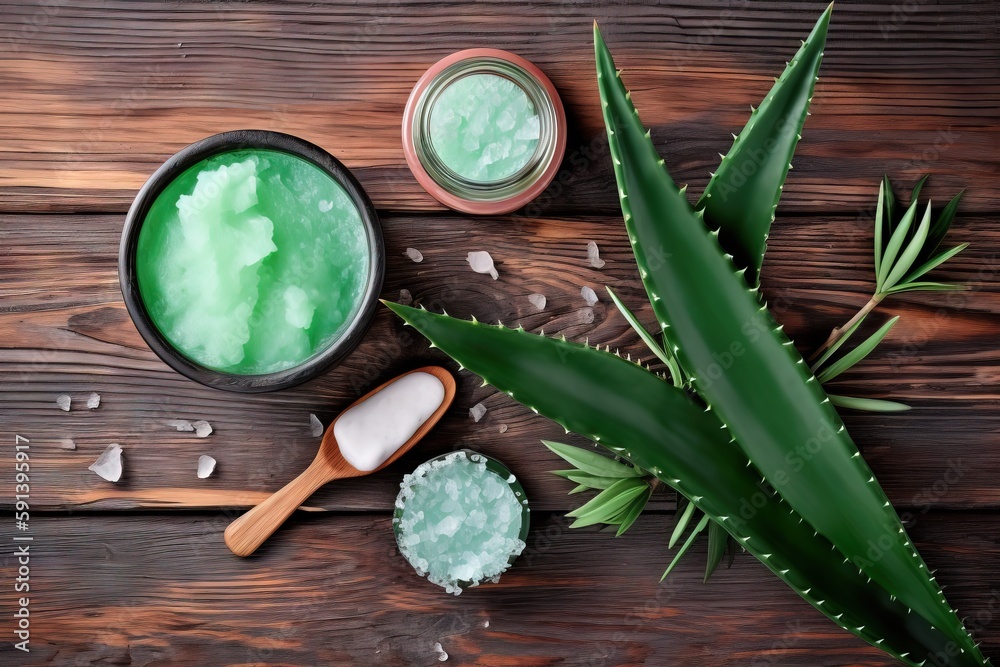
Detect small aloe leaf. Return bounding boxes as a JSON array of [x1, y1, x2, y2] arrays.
[[704, 519, 729, 582], [817, 316, 899, 383], [661, 514, 710, 582], [877, 199, 919, 292], [909, 174, 929, 207], [554, 470, 626, 490], [881, 202, 932, 292], [569, 479, 649, 526], [669, 499, 697, 548], [544, 440, 642, 478], [920, 189, 965, 263], [903, 242, 969, 284], [828, 395, 912, 413], [569, 484, 590, 495], [882, 175, 897, 248], [811, 313, 868, 372], [696, 3, 832, 285], [607, 286, 683, 385], [616, 486, 652, 536], [884, 281, 967, 294], [873, 180, 886, 278]]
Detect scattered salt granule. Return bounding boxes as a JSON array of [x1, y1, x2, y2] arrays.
[[318, 199, 333, 212], [498, 424, 508, 434], [56, 395, 71, 412], [197, 454, 217, 479], [433, 642, 449, 662], [167, 419, 195, 432], [467, 251, 499, 280], [578, 307, 595, 324], [528, 293, 546, 311], [192, 420, 213, 438], [470, 403, 487, 423], [59, 438, 77, 450], [581, 286, 599, 306], [398, 289, 413, 306], [86, 392, 101, 410], [587, 241, 606, 269], [483, 619, 490, 628], [405, 247, 424, 263], [309, 413, 324, 437], [88, 444, 123, 483]]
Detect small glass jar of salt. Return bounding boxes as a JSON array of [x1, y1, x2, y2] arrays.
[[393, 450, 529, 595]]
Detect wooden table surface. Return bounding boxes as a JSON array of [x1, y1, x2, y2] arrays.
[[2, 1, 999, 665]]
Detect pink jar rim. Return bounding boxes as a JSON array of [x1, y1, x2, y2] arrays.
[[402, 48, 567, 216]]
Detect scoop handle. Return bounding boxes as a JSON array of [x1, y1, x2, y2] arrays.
[[224, 461, 331, 557]]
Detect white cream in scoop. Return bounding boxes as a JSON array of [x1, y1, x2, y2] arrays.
[[334, 372, 446, 471]]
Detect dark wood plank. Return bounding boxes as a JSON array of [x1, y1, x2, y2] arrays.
[[1, 511, 996, 666], [2, 211, 998, 511], [1, 1, 996, 214]]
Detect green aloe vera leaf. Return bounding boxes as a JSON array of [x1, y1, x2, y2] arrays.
[[616, 487, 652, 536], [904, 242, 969, 285], [919, 189, 965, 263], [704, 519, 729, 582], [882, 202, 932, 292], [909, 174, 930, 208], [607, 286, 683, 385], [385, 302, 985, 665], [882, 175, 897, 247], [811, 313, 868, 372], [885, 281, 966, 294], [544, 440, 642, 478], [828, 395, 912, 413], [567, 477, 648, 518], [669, 499, 698, 548], [662, 514, 711, 582], [594, 27, 982, 659], [695, 4, 832, 286], [816, 316, 899, 383], [874, 181, 886, 278], [569, 484, 590, 495], [877, 199, 920, 292], [552, 470, 622, 490]]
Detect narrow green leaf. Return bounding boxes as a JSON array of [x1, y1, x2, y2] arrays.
[[616, 486, 652, 536], [568, 477, 647, 519], [811, 313, 868, 372], [920, 189, 965, 263], [606, 286, 683, 385], [817, 316, 899, 383], [704, 520, 729, 582], [544, 440, 641, 478], [884, 281, 967, 294], [661, 514, 710, 582], [909, 174, 929, 207], [669, 499, 697, 549], [903, 242, 969, 284], [568, 484, 590, 495], [829, 394, 912, 413], [873, 180, 885, 279], [881, 201, 932, 292], [881, 174, 897, 250], [552, 470, 622, 490], [877, 199, 919, 292]]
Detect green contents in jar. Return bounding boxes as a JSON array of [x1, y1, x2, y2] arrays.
[[136, 149, 370, 374]]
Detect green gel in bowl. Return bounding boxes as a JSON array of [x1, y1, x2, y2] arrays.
[[135, 149, 370, 375], [428, 73, 541, 183]]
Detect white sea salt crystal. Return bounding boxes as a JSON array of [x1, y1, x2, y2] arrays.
[[469, 403, 487, 422], [499, 424, 508, 434], [86, 392, 101, 410], [581, 286, 599, 306], [528, 293, 546, 311], [59, 438, 77, 450], [309, 413, 324, 437], [467, 251, 498, 280], [197, 454, 217, 479], [433, 642, 449, 662], [193, 420, 213, 438], [579, 307, 595, 324], [483, 619, 490, 628], [587, 241, 606, 268], [405, 247, 424, 263], [318, 199, 333, 212], [89, 444, 123, 482], [56, 395, 71, 412], [399, 289, 413, 306], [167, 419, 195, 432]]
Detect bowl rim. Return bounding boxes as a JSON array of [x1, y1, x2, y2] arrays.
[[392, 448, 530, 590], [118, 129, 385, 393]]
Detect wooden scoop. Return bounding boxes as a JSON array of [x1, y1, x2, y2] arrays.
[[224, 366, 456, 557]]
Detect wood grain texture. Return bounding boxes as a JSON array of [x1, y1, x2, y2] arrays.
[[0, 1, 997, 214]]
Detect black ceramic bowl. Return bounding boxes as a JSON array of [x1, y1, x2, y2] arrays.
[[119, 130, 385, 393]]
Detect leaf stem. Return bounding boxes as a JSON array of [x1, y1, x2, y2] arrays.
[[809, 293, 884, 362]]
